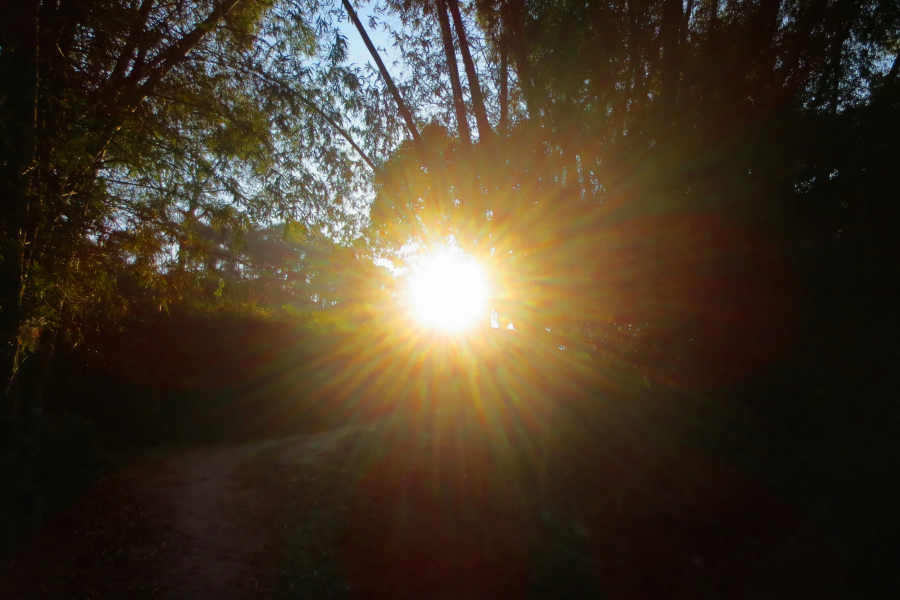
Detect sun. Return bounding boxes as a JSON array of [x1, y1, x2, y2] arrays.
[[410, 252, 487, 330]]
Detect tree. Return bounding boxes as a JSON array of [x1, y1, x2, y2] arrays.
[[436, 0, 472, 141], [446, 0, 491, 139], [0, 0, 396, 415], [365, 0, 900, 383]]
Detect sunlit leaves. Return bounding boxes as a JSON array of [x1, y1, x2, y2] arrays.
[[11, 0, 412, 343]]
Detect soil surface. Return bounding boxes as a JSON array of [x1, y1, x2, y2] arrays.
[[1, 414, 850, 600], [0, 429, 353, 600]]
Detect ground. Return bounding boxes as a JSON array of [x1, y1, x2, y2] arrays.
[[0, 429, 352, 599], [1, 411, 849, 599]]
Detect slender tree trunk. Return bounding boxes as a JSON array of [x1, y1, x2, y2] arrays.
[[617, 0, 639, 143], [499, 28, 509, 135], [33, 329, 57, 411], [888, 53, 900, 82], [501, 0, 536, 119], [658, 0, 683, 120], [446, 0, 492, 140], [753, 0, 782, 97], [0, 0, 40, 415], [707, 0, 719, 34], [683, 0, 694, 34], [437, 0, 470, 143], [342, 0, 425, 156], [827, 27, 851, 112]]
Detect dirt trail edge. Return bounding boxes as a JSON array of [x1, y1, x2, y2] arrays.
[[1, 428, 356, 600]]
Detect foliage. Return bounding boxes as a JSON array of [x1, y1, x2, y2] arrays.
[[0, 0, 409, 410], [366, 0, 900, 385], [356, 2, 900, 594]]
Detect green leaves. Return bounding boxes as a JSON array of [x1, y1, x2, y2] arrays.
[[0, 0, 413, 395]]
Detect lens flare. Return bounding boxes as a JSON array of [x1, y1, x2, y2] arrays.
[[410, 252, 487, 330]]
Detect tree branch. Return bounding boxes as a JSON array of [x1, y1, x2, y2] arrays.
[[341, 0, 425, 157], [295, 95, 377, 171], [132, 0, 243, 105], [91, 0, 244, 167], [436, 0, 470, 143], [447, 0, 492, 140], [110, 0, 155, 84]]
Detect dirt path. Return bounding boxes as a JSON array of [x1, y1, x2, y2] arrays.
[[143, 442, 285, 598], [2, 415, 849, 600], [0, 429, 352, 600]]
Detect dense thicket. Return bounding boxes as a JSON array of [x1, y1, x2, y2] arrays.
[[5, 0, 896, 424], [0, 0, 403, 418], [367, 1, 900, 593], [370, 0, 900, 378]]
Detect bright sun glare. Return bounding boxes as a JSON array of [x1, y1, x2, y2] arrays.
[[411, 252, 487, 330]]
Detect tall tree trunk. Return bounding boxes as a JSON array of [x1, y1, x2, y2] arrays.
[[436, 0, 470, 143], [499, 28, 509, 135], [33, 329, 57, 412], [342, 0, 425, 157], [887, 53, 900, 82], [658, 0, 683, 121], [446, 0, 492, 140], [501, 0, 536, 119], [753, 0, 782, 97], [617, 0, 640, 143], [0, 0, 40, 415], [683, 0, 694, 39], [707, 0, 719, 34]]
